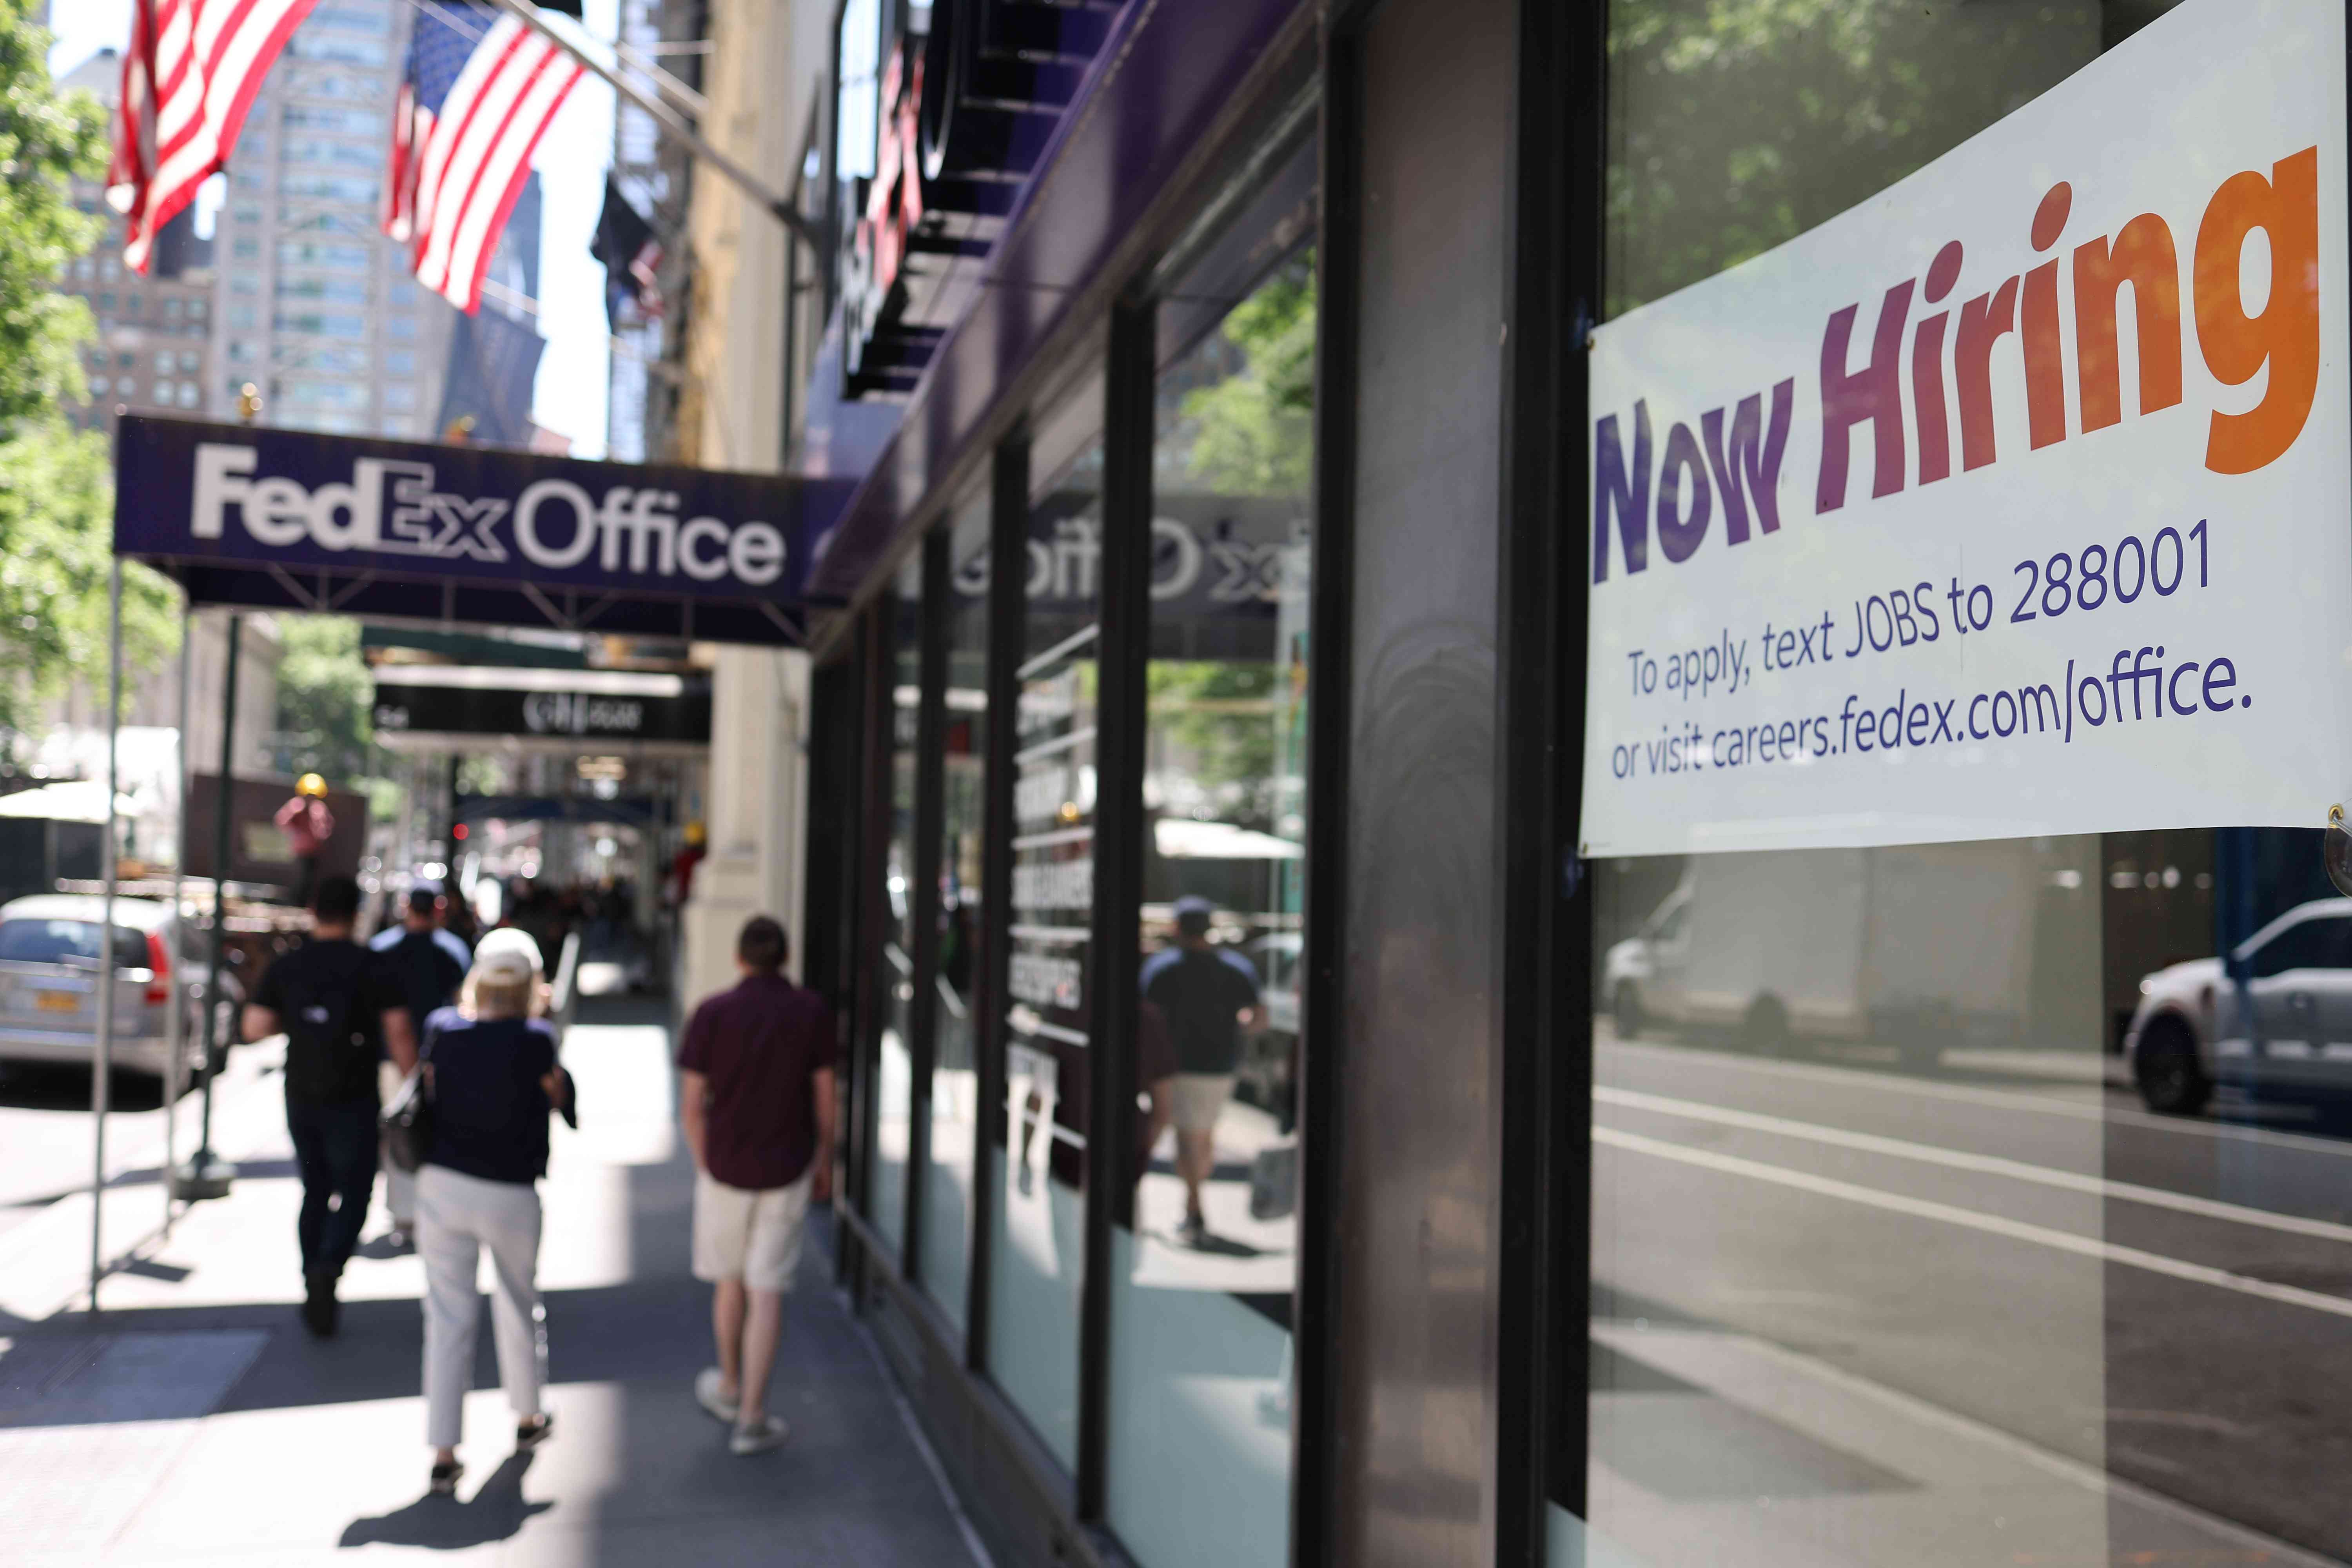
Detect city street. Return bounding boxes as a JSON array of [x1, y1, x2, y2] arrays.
[[0, 1001, 987, 1566], [1592, 1024, 2352, 1566]]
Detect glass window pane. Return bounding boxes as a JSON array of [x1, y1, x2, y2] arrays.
[[923, 494, 990, 1329], [875, 553, 924, 1259], [1107, 194, 1316, 1564], [988, 378, 1106, 1471], [1552, 7, 2352, 1568]]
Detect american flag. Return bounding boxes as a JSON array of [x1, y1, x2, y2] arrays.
[[107, 0, 321, 274], [385, 2, 583, 314]]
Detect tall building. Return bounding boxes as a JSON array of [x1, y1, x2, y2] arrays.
[[51, 48, 215, 439], [206, 0, 453, 437], [606, 0, 695, 463]]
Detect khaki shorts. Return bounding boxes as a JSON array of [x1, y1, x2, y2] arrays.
[[691, 1168, 813, 1292], [1170, 1073, 1235, 1135]]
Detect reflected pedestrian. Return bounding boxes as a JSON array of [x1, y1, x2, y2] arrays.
[[1140, 896, 1261, 1247], [414, 928, 574, 1497], [679, 915, 837, 1457], [243, 873, 415, 1336]]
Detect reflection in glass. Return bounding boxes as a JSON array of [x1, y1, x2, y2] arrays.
[[1106, 242, 1314, 1567], [1552, 2, 2352, 1564], [987, 414, 1104, 1470], [924, 499, 989, 1328], [873, 553, 921, 1259]]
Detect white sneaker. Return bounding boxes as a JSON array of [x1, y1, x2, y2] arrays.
[[694, 1367, 739, 1425], [730, 1414, 789, 1456]]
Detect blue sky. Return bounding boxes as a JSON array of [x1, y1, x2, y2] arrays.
[[47, 0, 615, 457]]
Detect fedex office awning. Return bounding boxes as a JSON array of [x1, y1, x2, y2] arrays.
[[114, 417, 858, 646]]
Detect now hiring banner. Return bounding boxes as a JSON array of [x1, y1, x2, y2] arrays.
[[1579, 0, 2352, 857]]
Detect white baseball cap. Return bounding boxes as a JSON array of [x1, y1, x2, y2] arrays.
[[471, 926, 544, 986]]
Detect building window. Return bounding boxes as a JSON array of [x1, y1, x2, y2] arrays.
[[1103, 165, 1316, 1568], [382, 383, 417, 412], [177, 351, 198, 374], [100, 258, 119, 281], [387, 315, 417, 340], [177, 382, 199, 408], [875, 551, 923, 1266], [188, 299, 207, 323], [990, 378, 1105, 1470], [385, 350, 416, 376], [96, 291, 114, 310], [115, 351, 134, 369], [923, 493, 989, 1334], [1557, 5, 2317, 1568], [154, 351, 173, 374], [90, 376, 109, 397]]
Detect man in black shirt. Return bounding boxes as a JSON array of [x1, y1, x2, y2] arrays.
[[1140, 897, 1262, 1247], [245, 874, 416, 1336]]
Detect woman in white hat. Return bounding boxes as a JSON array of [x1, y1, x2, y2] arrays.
[[412, 927, 575, 1496]]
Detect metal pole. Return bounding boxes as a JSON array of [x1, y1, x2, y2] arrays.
[[161, 600, 192, 1232], [482, 0, 820, 247], [89, 558, 124, 1313], [183, 612, 240, 1201]]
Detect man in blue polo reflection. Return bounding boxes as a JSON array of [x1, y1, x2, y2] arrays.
[[1141, 895, 1263, 1249]]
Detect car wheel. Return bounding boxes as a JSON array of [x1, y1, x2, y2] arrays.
[[1742, 995, 1793, 1056], [1612, 982, 1643, 1040], [2134, 1017, 2210, 1116]]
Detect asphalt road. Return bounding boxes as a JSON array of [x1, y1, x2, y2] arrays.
[[1595, 1023, 2352, 1564]]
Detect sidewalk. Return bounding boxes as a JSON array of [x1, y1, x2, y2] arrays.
[[0, 998, 988, 1567]]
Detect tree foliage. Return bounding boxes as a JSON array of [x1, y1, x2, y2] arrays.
[[0, 4, 176, 751], [1605, 0, 2105, 316], [274, 615, 397, 818], [1176, 252, 1316, 497]]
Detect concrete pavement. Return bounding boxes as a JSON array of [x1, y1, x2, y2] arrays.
[[0, 998, 988, 1567]]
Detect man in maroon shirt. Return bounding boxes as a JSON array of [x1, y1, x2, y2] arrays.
[[677, 915, 838, 1457]]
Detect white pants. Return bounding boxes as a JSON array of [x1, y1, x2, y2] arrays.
[[416, 1163, 546, 1450]]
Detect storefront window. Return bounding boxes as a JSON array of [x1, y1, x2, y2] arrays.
[[1107, 145, 1316, 1566], [874, 552, 922, 1258], [988, 379, 1106, 1469], [1561, 4, 2352, 1567], [924, 496, 989, 1329]]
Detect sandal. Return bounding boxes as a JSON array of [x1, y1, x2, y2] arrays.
[[429, 1459, 463, 1496], [517, 1412, 555, 1449]]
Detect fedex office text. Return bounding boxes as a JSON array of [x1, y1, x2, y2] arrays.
[[189, 444, 789, 587]]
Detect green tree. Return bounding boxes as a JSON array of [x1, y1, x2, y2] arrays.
[[0, 4, 176, 753], [1176, 252, 1316, 497], [274, 615, 399, 818]]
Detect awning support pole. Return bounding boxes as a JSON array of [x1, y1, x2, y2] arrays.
[[88, 558, 124, 1314], [161, 598, 192, 1233], [184, 612, 241, 1201]]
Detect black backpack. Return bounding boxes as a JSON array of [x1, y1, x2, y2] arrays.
[[276, 945, 374, 1100]]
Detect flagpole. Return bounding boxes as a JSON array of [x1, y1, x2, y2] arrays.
[[481, 0, 820, 250]]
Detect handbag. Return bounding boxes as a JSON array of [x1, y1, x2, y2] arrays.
[[1248, 1142, 1298, 1221], [380, 1036, 435, 1173]]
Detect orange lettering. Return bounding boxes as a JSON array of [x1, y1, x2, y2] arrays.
[[2073, 214, 2182, 433], [2194, 146, 2319, 474]]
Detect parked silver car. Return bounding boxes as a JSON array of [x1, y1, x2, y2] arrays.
[[2125, 896, 2352, 1115], [0, 894, 233, 1082]]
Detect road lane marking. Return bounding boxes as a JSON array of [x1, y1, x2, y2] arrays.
[[1598, 1086, 2352, 1246], [1605, 1037, 2352, 1160], [1597, 1126, 2352, 1323]]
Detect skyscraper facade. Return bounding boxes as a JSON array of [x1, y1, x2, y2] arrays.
[[207, 0, 454, 437]]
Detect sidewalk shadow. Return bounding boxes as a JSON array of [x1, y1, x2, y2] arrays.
[[338, 1451, 552, 1550]]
